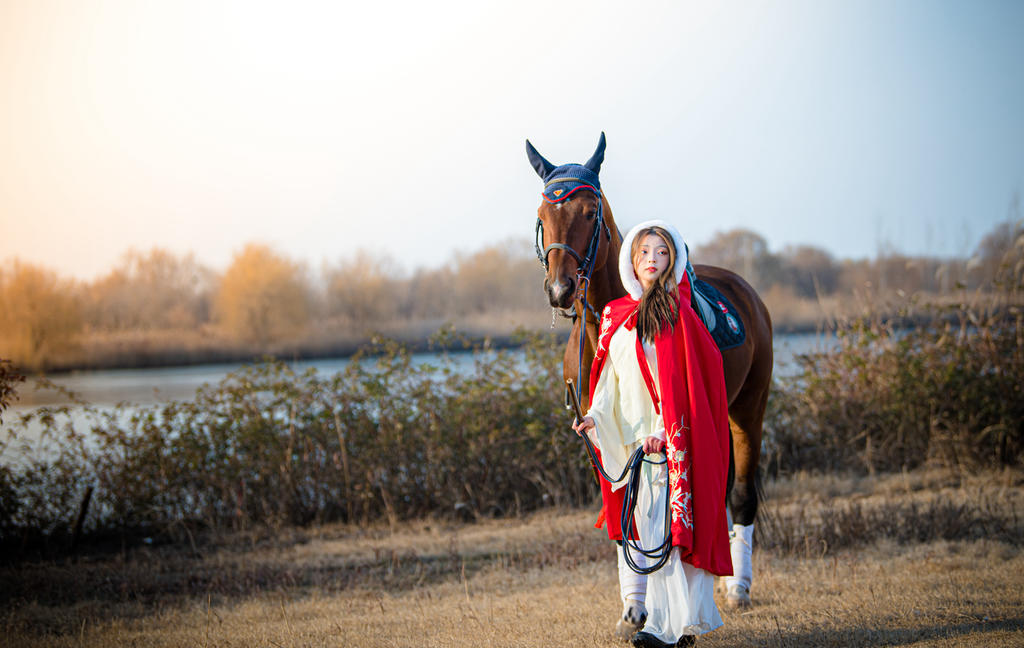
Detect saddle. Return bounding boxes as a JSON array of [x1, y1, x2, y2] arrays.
[[684, 259, 746, 352]]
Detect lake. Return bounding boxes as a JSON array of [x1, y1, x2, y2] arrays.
[[0, 331, 834, 462]]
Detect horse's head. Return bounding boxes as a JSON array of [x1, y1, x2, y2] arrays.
[[525, 133, 610, 309]]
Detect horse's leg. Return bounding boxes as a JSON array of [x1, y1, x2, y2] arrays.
[[724, 376, 769, 609]]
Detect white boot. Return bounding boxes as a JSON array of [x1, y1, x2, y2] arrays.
[[724, 523, 754, 608], [614, 543, 648, 641]]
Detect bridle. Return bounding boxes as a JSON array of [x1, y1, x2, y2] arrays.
[[533, 180, 611, 407]]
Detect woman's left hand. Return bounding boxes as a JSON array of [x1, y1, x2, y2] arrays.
[[642, 435, 665, 454]]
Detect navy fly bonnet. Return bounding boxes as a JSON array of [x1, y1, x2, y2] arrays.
[[526, 132, 605, 202], [541, 164, 601, 203]]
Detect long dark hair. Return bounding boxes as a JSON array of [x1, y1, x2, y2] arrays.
[[631, 227, 680, 343]]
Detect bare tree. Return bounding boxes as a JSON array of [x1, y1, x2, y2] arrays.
[[214, 244, 311, 345], [0, 261, 82, 370], [323, 250, 408, 329], [969, 211, 1024, 287], [86, 248, 213, 331], [451, 239, 541, 316], [693, 229, 782, 292], [779, 245, 839, 298]]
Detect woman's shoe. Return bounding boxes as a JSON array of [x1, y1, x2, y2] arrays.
[[631, 631, 674, 648]]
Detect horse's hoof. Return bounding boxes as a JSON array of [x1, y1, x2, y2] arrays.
[[725, 583, 752, 609], [615, 601, 647, 641]]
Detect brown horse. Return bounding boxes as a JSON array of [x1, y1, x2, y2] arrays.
[[526, 133, 773, 610]]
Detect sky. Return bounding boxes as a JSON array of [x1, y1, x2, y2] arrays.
[[1, 0, 1022, 281]]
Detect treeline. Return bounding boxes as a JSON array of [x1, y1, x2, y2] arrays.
[[1, 220, 1022, 371], [0, 240, 546, 371]]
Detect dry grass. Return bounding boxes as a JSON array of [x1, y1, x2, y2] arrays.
[[4, 470, 1023, 647]]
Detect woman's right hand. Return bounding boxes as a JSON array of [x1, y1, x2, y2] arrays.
[[573, 416, 596, 438]]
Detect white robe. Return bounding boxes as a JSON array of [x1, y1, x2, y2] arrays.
[[587, 322, 723, 641]]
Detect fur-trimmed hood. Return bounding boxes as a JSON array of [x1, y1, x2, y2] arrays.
[[618, 219, 689, 299]]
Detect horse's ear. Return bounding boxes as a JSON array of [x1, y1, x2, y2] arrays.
[[585, 133, 606, 176], [583, 132, 606, 175], [525, 139, 556, 179]]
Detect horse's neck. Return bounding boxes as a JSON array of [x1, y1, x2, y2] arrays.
[[586, 207, 625, 313], [587, 254, 622, 313]]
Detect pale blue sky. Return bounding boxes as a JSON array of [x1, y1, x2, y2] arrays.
[[1, 0, 1022, 279]]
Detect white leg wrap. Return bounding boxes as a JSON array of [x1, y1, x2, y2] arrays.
[[617, 542, 648, 604], [725, 523, 754, 592], [615, 543, 649, 640]]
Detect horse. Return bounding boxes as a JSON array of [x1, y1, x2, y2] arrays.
[[525, 133, 773, 611]]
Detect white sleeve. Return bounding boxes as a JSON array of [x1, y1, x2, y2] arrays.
[[585, 353, 631, 489], [585, 355, 617, 450]]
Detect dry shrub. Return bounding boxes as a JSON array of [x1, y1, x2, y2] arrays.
[[0, 359, 25, 424], [758, 491, 1021, 556], [765, 252, 1024, 475], [0, 331, 589, 560]]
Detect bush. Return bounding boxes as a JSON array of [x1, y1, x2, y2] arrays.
[[0, 332, 592, 558], [0, 359, 24, 425], [765, 257, 1024, 475]]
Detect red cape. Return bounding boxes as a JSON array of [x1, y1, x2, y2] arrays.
[[589, 281, 732, 576]]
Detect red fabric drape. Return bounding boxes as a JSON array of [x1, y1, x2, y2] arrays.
[[588, 283, 732, 576]]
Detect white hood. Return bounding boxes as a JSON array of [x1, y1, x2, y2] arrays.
[[619, 219, 689, 299]]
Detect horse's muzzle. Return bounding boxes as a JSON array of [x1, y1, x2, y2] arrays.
[[545, 276, 576, 309]]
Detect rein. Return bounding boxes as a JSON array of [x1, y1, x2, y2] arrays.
[[568, 380, 673, 574], [534, 182, 611, 403]]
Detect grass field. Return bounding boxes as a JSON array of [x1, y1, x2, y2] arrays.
[[4, 469, 1023, 647]]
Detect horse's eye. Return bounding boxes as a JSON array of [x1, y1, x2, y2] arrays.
[[584, 211, 596, 220]]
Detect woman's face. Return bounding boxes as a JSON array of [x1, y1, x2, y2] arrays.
[[634, 233, 671, 291]]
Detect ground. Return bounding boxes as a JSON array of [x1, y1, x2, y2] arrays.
[[4, 469, 1023, 647]]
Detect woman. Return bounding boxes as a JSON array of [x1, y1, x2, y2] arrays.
[[573, 220, 732, 648]]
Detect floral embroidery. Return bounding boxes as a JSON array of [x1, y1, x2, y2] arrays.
[[673, 447, 687, 467], [666, 417, 693, 530], [597, 309, 614, 353], [671, 486, 693, 530]]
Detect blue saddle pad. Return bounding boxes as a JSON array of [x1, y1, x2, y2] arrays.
[[691, 279, 746, 351]]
